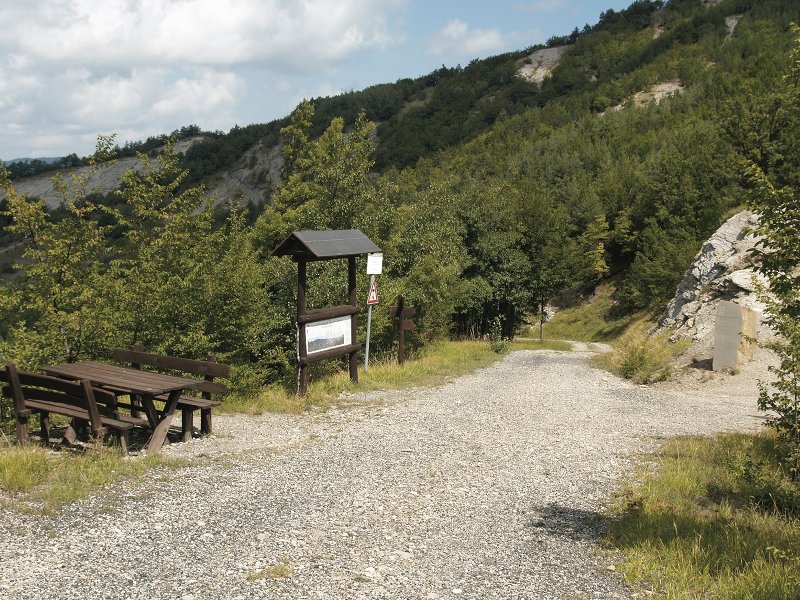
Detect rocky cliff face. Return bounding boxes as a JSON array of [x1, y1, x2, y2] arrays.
[[0, 137, 204, 209], [517, 46, 567, 86], [0, 136, 280, 210], [657, 210, 773, 348]]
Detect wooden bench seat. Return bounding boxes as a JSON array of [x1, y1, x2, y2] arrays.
[[2, 364, 134, 454], [111, 346, 230, 442]]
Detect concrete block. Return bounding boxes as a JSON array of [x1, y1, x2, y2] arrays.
[[713, 300, 757, 371]]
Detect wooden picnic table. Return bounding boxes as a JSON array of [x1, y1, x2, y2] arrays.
[[42, 361, 204, 453]]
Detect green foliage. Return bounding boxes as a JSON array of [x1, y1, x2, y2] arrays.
[[254, 102, 377, 248], [595, 320, 686, 384], [0, 138, 273, 395], [0, 136, 119, 366], [745, 24, 800, 475], [577, 214, 610, 287], [618, 220, 699, 310], [609, 432, 800, 599], [487, 317, 509, 354]]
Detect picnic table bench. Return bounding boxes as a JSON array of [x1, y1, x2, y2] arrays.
[[2, 364, 137, 454], [42, 361, 206, 453], [110, 346, 230, 443]]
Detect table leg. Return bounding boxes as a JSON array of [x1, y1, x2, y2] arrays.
[[137, 394, 160, 428], [145, 389, 181, 453], [63, 418, 85, 444]]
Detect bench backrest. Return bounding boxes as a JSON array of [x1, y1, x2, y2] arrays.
[[1, 364, 117, 434], [111, 346, 230, 398]]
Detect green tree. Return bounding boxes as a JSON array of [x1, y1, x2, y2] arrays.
[[384, 177, 468, 340], [1, 138, 271, 391], [747, 24, 800, 474], [577, 214, 610, 289], [618, 220, 697, 310], [279, 99, 314, 182], [105, 143, 218, 355], [254, 102, 377, 251], [105, 144, 272, 379], [523, 194, 576, 342], [0, 136, 118, 366]]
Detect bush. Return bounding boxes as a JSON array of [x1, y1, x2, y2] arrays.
[[600, 323, 683, 383], [487, 317, 510, 354]]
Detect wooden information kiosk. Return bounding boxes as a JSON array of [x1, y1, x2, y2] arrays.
[[270, 229, 381, 396]]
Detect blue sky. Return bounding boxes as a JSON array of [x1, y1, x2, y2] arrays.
[[0, 0, 633, 160]]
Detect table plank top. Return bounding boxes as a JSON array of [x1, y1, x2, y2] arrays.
[[42, 361, 203, 396]]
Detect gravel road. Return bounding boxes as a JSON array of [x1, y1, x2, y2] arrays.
[[0, 349, 766, 599]]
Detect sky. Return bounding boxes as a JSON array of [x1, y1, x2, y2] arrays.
[[0, 0, 634, 160]]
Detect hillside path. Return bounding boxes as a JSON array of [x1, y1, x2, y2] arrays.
[[0, 349, 765, 599]]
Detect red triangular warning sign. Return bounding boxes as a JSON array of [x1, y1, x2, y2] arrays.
[[367, 278, 379, 305]]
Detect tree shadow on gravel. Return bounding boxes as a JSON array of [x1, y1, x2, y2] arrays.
[[527, 503, 610, 542]]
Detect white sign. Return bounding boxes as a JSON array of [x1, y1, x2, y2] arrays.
[[366, 252, 383, 275], [305, 316, 352, 355]]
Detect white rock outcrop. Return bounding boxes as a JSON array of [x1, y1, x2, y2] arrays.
[[518, 46, 567, 86], [658, 211, 771, 344]]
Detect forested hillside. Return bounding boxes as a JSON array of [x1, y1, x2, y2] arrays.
[[1, 0, 798, 392]]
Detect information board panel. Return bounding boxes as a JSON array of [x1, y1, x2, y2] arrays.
[[305, 315, 352, 355]]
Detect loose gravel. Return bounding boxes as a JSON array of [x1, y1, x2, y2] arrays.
[[0, 349, 766, 599]]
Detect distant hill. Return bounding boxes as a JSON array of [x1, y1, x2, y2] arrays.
[[4, 1, 674, 204], [4, 0, 799, 306], [3, 157, 60, 165]]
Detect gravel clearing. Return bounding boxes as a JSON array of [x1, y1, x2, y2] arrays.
[[0, 349, 766, 599]]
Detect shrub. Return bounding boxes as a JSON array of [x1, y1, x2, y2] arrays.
[[487, 317, 510, 354], [602, 323, 681, 384]]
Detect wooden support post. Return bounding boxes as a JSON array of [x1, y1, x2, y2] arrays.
[[297, 259, 309, 396], [130, 343, 144, 418], [7, 364, 29, 446], [348, 256, 359, 383], [16, 416, 28, 447], [181, 410, 193, 443], [200, 355, 217, 435], [397, 295, 406, 365], [40, 412, 51, 444]]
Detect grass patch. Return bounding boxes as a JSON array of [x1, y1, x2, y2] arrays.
[[608, 431, 800, 599], [222, 339, 504, 415], [543, 283, 640, 342], [0, 439, 183, 513], [247, 561, 293, 580], [592, 319, 690, 384]]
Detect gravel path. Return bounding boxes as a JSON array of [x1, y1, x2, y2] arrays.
[[0, 349, 766, 599]]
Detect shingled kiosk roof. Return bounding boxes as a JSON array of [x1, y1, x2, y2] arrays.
[[270, 229, 381, 259]]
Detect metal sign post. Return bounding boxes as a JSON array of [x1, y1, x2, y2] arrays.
[[364, 253, 382, 372]]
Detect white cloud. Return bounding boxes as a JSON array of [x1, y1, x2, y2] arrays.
[[4, 0, 405, 72], [0, 64, 245, 158], [152, 70, 245, 120], [429, 19, 507, 61], [0, 0, 407, 157]]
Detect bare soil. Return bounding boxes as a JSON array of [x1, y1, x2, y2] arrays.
[[656, 342, 778, 403]]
